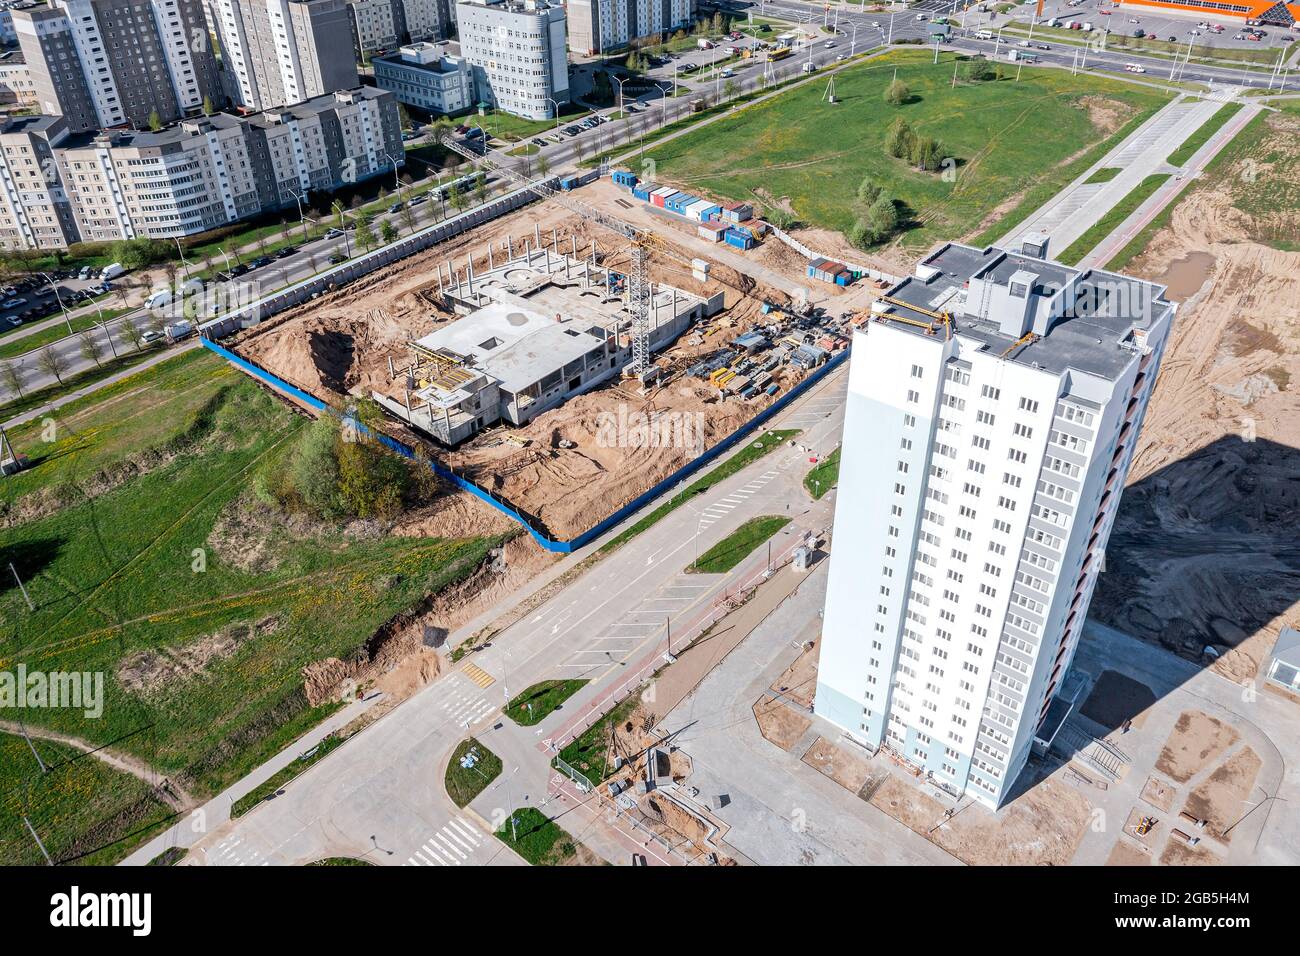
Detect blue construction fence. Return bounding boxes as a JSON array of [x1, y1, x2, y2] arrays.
[[201, 336, 849, 553]]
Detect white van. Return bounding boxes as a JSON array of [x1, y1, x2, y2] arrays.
[[976, 30, 994, 40], [100, 262, 125, 280]]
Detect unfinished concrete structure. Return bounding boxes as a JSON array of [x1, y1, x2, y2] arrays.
[[374, 236, 723, 444]]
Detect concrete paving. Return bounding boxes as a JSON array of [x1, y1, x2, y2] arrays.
[[656, 558, 959, 866], [998, 94, 1228, 253]]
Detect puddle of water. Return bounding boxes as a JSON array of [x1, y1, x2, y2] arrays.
[[1154, 251, 1216, 302]]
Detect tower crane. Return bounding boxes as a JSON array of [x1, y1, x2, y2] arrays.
[[441, 137, 660, 376]]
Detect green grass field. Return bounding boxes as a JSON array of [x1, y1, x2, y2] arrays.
[[688, 515, 790, 573], [495, 807, 584, 865], [1, 732, 174, 866], [1167, 102, 1243, 167], [1084, 167, 1122, 184], [505, 679, 588, 727], [804, 448, 840, 500], [647, 49, 1169, 251], [0, 349, 504, 861], [445, 738, 503, 808]]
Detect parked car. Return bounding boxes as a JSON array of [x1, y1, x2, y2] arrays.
[[250, 256, 274, 269], [275, 245, 297, 258], [1, 297, 26, 309], [324, 228, 345, 240], [142, 329, 165, 344], [388, 202, 404, 213], [409, 194, 429, 206], [328, 252, 348, 264]]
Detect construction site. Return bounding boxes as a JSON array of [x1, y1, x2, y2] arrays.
[[228, 179, 855, 540]]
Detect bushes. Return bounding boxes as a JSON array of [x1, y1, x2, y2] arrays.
[[849, 176, 901, 249], [108, 237, 173, 270], [883, 118, 947, 173], [884, 78, 910, 106], [261, 413, 418, 521]]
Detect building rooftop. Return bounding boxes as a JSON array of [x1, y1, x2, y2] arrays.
[[872, 240, 1174, 383], [374, 42, 465, 74], [1273, 626, 1300, 667]]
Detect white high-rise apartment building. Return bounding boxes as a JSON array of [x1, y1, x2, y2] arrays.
[[566, 0, 695, 56], [455, 0, 567, 120], [815, 238, 1175, 809]]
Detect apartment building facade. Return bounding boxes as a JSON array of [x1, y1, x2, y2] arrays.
[[373, 41, 470, 113], [347, 0, 444, 52], [0, 114, 81, 249], [815, 239, 1175, 809], [566, 0, 694, 56], [13, 0, 223, 133], [205, 0, 358, 112], [4, 86, 399, 246], [455, 0, 567, 120]]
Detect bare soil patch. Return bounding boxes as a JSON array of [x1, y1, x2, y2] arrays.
[[1140, 775, 1176, 813], [1183, 746, 1261, 842], [1106, 840, 1150, 865], [1159, 839, 1221, 866], [800, 735, 882, 796], [753, 696, 811, 752], [1154, 711, 1239, 784]]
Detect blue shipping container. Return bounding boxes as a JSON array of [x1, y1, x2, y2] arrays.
[[725, 231, 753, 250], [632, 187, 651, 201]]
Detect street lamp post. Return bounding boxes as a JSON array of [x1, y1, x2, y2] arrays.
[[38, 272, 72, 335], [544, 97, 562, 133], [286, 187, 309, 242], [381, 150, 404, 203], [612, 74, 628, 115]]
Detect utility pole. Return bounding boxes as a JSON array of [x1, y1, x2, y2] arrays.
[[20, 720, 47, 772], [10, 561, 33, 611], [23, 816, 53, 865]]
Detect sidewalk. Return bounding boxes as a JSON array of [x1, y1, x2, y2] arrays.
[[121, 691, 384, 865]]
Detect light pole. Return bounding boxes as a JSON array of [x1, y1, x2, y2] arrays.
[[544, 96, 562, 133], [38, 272, 72, 335], [612, 74, 628, 115], [89, 298, 117, 358], [381, 150, 404, 202], [174, 237, 190, 281], [850, 21, 859, 56], [286, 186, 309, 242]]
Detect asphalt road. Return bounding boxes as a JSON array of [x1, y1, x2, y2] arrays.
[[126, 361, 851, 866]]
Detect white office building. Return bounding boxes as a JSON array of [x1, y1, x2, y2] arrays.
[[455, 0, 567, 120], [566, 0, 694, 56], [373, 41, 471, 113], [815, 238, 1175, 809]]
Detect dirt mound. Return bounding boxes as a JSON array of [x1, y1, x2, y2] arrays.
[[118, 617, 281, 697], [1089, 117, 1300, 682]]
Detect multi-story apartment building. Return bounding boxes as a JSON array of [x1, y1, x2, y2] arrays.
[[205, 0, 359, 112], [17, 86, 400, 245], [0, 50, 37, 107], [0, 114, 81, 249], [566, 0, 694, 56], [13, 0, 223, 133], [455, 0, 566, 120], [815, 238, 1175, 809], [347, 0, 445, 52], [373, 41, 471, 113]]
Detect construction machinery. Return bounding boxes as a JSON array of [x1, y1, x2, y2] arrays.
[[873, 293, 955, 338], [442, 136, 663, 377]]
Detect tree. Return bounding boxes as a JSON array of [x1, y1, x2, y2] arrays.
[[37, 346, 67, 384], [291, 416, 342, 517], [79, 332, 104, 368], [121, 318, 145, 352], [884, 78, 910, 106], [380, 221, 398, 244], [1, 361, 25, 399], [401, 205, 417, 235], [910, 135, 945, 172], [724, 78, 739, 101], [857, 176, 883, 208], [148, 109, 162, 131], [355, 215, 376, 252], [884, 116, 915, 159], [202, 95, 215, 115], [965, 57, 995, 82], [535, 152, 550, 177], [474, 173, 486, 205]]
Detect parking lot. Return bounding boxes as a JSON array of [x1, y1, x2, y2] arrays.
[[1010, 0, 1298, 54], [0, 272, 118, 334]]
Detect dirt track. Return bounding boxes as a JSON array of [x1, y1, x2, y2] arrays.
[[1090, 107, 1300, 683]]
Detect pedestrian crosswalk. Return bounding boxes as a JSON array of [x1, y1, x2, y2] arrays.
[[405, 816, 490, 866], [438, 679, 496, 727], [461, 661, 496, 688], [695, 469, 779, 529], [209, 834, 268, 867]]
